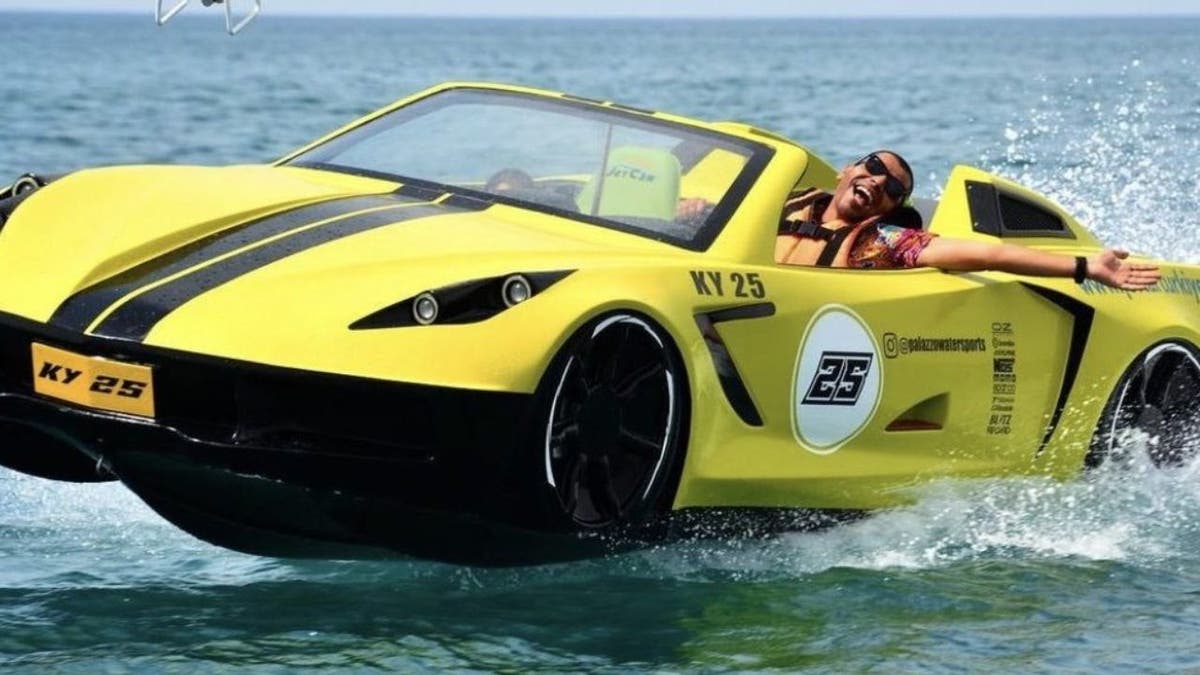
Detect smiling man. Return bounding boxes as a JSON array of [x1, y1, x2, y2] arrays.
[[774, 150, 1161, 291], [776, 150, 919, 269]]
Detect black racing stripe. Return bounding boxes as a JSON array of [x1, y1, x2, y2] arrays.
[[91, 201, 449, 342], [50, 195, 404, 333]]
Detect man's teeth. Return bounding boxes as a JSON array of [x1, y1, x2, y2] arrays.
[[854, 185, 872, 203]]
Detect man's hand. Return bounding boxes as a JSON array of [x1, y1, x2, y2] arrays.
[[1088, 249, 1162, 290], [676, 197, 711, 221]]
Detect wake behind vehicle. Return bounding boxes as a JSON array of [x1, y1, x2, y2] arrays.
[[1, 83, 1197, 565]]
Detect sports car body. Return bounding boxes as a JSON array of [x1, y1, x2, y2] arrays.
[[1, 82, 1198, 564]]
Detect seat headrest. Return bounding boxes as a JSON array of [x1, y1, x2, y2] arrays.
[[883, 205, 924, 230], [576, 146, 682, 221]]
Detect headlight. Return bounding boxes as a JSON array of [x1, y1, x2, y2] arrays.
[[501, 274, 532, 307], [350, 270, 573, 330], [411, 292, 440, 325]]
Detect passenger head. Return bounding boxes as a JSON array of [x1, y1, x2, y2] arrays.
[[831, 150, 913, 223], [484, 168, 535, 193]]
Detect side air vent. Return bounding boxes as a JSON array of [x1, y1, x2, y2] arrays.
[[965, 180, 1073, 239], [998, 193, 1065, 232], [694, 303, 776, 427]]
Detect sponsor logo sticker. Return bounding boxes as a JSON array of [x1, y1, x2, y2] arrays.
[[881, 332, 987, 358], [792, 305, 882, 454], [988, 321, 1017, 435]]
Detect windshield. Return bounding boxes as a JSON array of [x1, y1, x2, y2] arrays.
[[287, 88, 771, 250]]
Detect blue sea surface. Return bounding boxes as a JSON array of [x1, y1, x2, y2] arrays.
[[2, 11, 1200, 672]]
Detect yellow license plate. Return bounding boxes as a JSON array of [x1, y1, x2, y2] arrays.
[[31, 343, 156, 418]]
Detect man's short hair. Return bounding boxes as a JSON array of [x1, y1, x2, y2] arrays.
[[484, 168, 534, 192]]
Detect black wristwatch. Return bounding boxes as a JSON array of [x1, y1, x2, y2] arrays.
[[1073, 256, 1088, 284]]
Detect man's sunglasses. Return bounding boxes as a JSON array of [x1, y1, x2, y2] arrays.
[[856, 153, 910, 201]]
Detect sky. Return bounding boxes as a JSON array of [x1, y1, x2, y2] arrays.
[[1, 0, 1198, 17]]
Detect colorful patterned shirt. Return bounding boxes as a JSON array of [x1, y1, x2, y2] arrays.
[[847, 224, 937, 269]]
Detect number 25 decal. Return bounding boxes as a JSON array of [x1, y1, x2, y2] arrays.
[[730, 272, 765, 299], [89, 375, 149, 399], [690, 270, 767, 298]]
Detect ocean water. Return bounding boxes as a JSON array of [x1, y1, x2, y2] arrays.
[[2, 12, 1200, 672]]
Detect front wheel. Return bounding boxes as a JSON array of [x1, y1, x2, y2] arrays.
[[535, 312, 689, 531], [1088, 342, 1200, 469]]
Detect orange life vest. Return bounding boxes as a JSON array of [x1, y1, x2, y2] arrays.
[[775, 188, 863, 267]]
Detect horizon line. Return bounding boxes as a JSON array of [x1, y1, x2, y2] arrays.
[[1, 9, 1198, 19]]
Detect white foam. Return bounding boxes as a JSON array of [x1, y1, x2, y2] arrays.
[[636, 433, 1200, 579], [980, 59, 1200, 262]]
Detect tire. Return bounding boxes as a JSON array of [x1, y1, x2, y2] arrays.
[[533, 312, 689, 531], [1087, 342, 1200, 469]]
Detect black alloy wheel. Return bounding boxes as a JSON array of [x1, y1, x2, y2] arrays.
[[541, 313, 687, 529], [1089, 342, 1200, 469]]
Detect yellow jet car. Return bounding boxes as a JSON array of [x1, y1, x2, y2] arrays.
[[1, 83, 1197, 564]]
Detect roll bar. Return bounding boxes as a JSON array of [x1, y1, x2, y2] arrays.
[[155, 0, 262, 36]]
